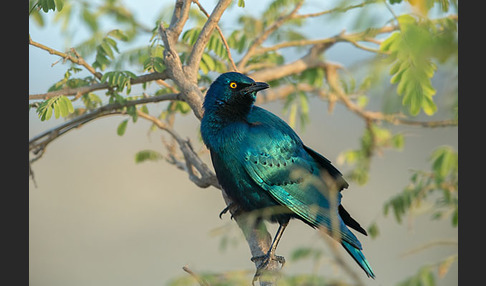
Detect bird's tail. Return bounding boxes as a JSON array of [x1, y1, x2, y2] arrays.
[[341, 240, 375, 279]]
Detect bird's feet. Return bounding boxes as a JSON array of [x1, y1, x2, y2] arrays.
[[250, 252, 285, 285], [219, 203, 241, 220]]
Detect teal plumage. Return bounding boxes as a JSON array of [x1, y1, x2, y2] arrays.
[[201, 72, 375, 279]]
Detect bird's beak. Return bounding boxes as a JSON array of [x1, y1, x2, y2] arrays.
[[246, 82, 269, 94]]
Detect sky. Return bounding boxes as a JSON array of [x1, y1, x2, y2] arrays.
[[29, 1, 458, 285]]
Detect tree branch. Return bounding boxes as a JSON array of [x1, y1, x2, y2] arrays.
[[167, 0, 192, 43], [237, 0, 304, 71], [293, 0, 378, 20], [29, 71, 169, 100], [252, 25, 397, 57], [192, 0, 238, 72], [249, 42, 333, 82], [29, 93, 180, 155], [29, 36, 102, 80], [136, 110, 219, 188], [186, 0, 233, 79]]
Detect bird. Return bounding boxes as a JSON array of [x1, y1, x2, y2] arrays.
[[200, 71, 375, 281]]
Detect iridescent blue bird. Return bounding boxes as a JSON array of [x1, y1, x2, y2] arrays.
[[200, 72, 375, 280]]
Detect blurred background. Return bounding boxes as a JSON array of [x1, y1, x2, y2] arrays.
[[29, 0, 458, 285]]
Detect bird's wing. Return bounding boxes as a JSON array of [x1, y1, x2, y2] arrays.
[[240, 108, 362, 249], [303, 145, 367, 236], [303, 145, 349, 191]]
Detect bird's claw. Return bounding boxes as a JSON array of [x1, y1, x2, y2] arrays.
[[251, 253, 285, 285], [219, 205, 231, 219], [219, 203, 241, 220]]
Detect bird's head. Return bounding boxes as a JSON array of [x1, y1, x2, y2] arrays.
[[203, 72, 269, 118]]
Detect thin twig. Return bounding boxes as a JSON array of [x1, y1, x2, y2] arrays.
[[237, 0, 304, 70], [254, 25, 397, 56], [29, 36, 102, 80], [182, 265, 210, 286], [29, 71, 169, 100], [192, 0, 238, 72], [321, 62, 458, 128], [186, 0, 233, 78], [293, 0, 378, 20], [136, 111, 219, 188], [401, 239, 458, 258], [29, 93, 180, 152]]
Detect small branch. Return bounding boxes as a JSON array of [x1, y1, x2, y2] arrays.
[[253, 25, 397, 56], [29, 71, 169, 100], [136, 111, 219, 188], [293, 0, 378, 20], [237, 0, 304, 71], [192, 0, 238, 72], [182, 265, 210, 286], [249, 43, 332, 82], [29, 93, 180, 153], [29, 36, 102, 80], [186, 0, 233, 79], [401, 239, 458, 258], [322, 62, 458, 128], [168, 0, 192, 43]]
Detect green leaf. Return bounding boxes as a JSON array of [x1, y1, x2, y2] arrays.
[[200, 53, 215, 74], [430, 146, 457, 180], [92, 33, 124, 70], [238, 0, 245, 7], [100, 71, 137, 94], [182, 28, 201, 46], [381, 16, 445, 116], [36, 95, 74, 121], [367, 222, 380, 239], [139, 105, 149, 115], [107, 29, 129, 41], [54, 0, 64, 11], [81, 6, 98, 31], [144, 56, 165, 73], [117, 119, 128, 136], [290, 247, 313, 262], [38, 0, 56, 12], [452, 207, 458, 227], [135, 150, 163, 163], [126, 105, 138, 122], [392, 134, 405, 150], [53, 100, 61, 118]]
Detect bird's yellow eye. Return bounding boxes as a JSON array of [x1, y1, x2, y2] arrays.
[[229, 82, 237, 89]]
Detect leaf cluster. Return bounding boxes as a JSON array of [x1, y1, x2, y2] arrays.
[[383, 146, 458, 227], [338, 123, 404, 185], [381, 15, 457, 116], [36, 95, 74, 121], [100, 70, 137, 94], [397, 254, 457, 286], [92, 29, 129, 71]]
